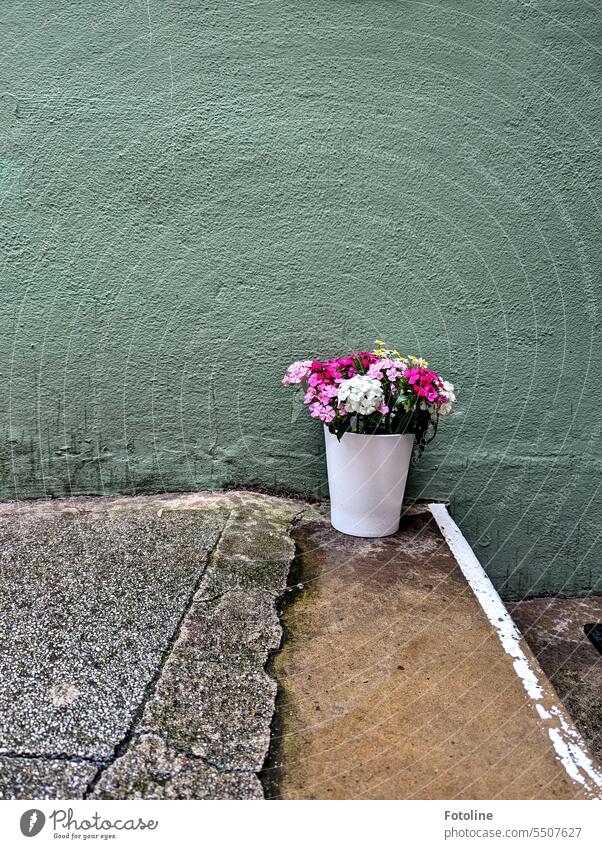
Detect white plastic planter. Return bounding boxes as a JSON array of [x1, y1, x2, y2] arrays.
[[324, 425, 414, 537]]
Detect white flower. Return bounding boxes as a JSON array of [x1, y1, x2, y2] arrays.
[[438, 380, 456, 416], [337, 375, 385, 416], [442, 380, 455, 398]]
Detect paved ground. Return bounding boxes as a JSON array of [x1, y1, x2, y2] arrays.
[[508, 597, 602, 765], [0, 491, 600, 800], [266, 511, 602, 800], [0, 492, 313, 799]]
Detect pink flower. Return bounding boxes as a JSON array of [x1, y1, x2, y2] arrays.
[[282, 360, 312, 385], [318, 384, 338, 404], [385, 360, 406, 381], [367, 363, 383, 379], [309, 402, 335, 423], [377, 404, 389, 414], [304, 388, 316, 404]]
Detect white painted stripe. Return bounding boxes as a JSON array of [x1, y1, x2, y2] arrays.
[[428, 502, 602, 798]]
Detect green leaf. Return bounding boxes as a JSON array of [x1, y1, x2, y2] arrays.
[[335, 416, 354, 441]]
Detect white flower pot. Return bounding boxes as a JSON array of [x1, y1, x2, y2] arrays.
[[323, 425, 414, 537]]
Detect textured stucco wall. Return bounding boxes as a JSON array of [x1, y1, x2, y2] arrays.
[[0, 1, 600, 598]]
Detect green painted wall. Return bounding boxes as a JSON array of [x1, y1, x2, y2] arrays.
[[1, 1, 600, 598]]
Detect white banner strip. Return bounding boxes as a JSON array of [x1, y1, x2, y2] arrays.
[[1, 799, 601, 848]]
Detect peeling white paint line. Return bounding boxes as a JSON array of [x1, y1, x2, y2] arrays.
[[428, 502, 602, 797], [548, 728, 585, 786], [549, 705, 602, 791]]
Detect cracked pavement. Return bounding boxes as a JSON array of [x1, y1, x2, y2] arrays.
[[0, 491, 311, 799], [2, 491, 599, 801]]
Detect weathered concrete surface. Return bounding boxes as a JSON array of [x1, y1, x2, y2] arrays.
[[2, 489, 599, 801], [0, 758, 98, 801], [268, 512, 600, 800], [93, 497, 310, 798], [90, 733, 263, 801], [509, 597, 602, 765], [0, 491, 309, 799], [0, 509, 226, 760]]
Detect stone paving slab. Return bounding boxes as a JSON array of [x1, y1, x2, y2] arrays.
[[0, 757, 98, 801], [90, 733, 264, 801], [0, 492, 309, 799], [138, 592, 282, 769], [0, 509, 226, 761]]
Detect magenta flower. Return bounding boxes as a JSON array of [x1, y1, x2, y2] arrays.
[[404, 368, 421, 385]]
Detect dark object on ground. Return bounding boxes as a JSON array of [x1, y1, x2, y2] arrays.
[[584, 624, 602, 655]]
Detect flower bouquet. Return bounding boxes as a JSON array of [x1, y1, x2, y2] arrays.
[[283, 342, 455, 537]]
